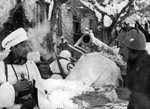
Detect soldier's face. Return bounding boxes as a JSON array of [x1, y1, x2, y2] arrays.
[[14, 41, 31, 59], [118, 42, 129, 62]]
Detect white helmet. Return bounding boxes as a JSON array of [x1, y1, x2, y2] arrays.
[[59, 50, 71, 59]]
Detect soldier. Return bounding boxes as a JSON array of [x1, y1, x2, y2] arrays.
[[0, 28, 42, 109], [50, 50, 74, 79], [116, 26, 150, 109]]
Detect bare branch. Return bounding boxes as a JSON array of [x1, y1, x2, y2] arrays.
[[116, 0, 134, 20]]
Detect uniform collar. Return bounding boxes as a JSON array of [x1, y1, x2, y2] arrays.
[[3, 52, 27, 65]]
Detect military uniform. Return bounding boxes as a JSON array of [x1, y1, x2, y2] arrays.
[[127, 51, 150, 109], [0, 28, 42, 109]]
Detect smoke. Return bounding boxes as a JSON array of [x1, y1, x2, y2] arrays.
[[27, 20, 53, 61]]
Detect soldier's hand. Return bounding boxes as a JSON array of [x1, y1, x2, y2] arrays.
[[115, 87, 131, 100], [13, 80, 32, 92]]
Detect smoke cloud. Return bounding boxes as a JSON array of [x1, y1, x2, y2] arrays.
[[27, 20, 53, 61]]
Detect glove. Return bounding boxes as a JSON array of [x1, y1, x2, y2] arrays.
[[115, 87, 131, 100], [13, 79, 32, 92], [37, 63, 51, 79]]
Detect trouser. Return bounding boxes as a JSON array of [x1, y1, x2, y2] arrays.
[[15, 97, 37, 109], [127, 92, 150, 109]]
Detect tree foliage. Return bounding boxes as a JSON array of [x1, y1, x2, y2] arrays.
[[0, 2, 32, 50], [79, 0, 150, 44], [0, 0, 16, 27]]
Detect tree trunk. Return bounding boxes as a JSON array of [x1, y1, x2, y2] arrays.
[[48, 0, 62, 53], [101, 27, 113, 46]]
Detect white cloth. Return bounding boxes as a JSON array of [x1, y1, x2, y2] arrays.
[[38, 90, 52, 109], [37, 79, 92, 109], [49, 59, 70, 77], [0, 60, 41, 108], [0, 105, 21, 109], [66, 52, 121, 87], [0, 82, 15, 107], [36, 53, 122, 109], [59, 50, 71, 59], [1, 28, 28, 50]]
